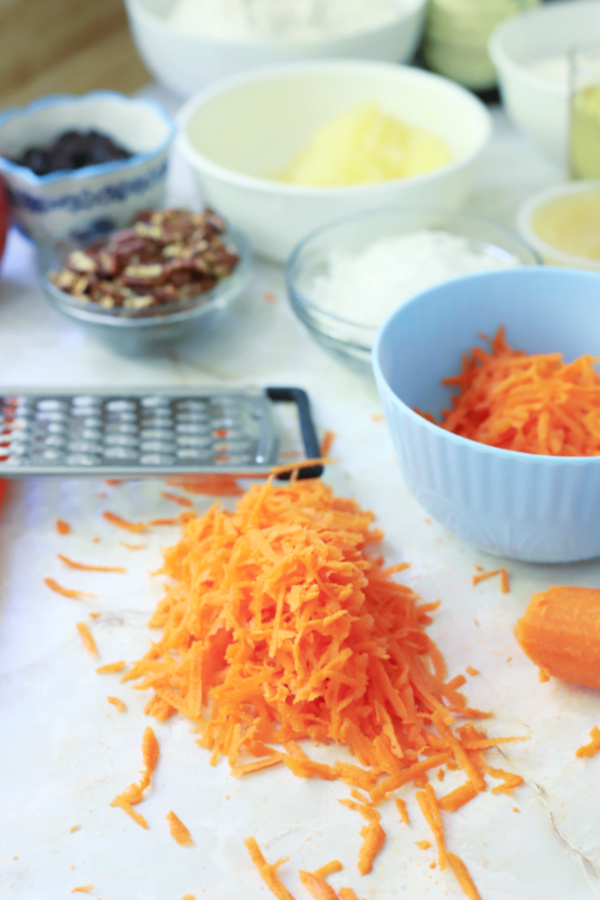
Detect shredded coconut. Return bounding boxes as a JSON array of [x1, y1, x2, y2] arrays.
[[308, 231, 522, 328], [166, 0, 401, 41]]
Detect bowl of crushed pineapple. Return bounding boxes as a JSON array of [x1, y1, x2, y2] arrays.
[[177, 60, 492, 262]]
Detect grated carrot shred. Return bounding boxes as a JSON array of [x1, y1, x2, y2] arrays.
[[167, 810, 194, 846], [485, 766, 524, 794], [429, 327, 600, 458], [395, 797, 409, 825], [110, 727, 159, 829], [244, 836, 296, 900], [96, 661, 126, 674], [58, 554, 125, 574], [299, 870, 339, 900], [415, 840, 432, 850], [437, 781, 478, 812], [161, 491, 193, 508], [320, 431, 336, 458], [314, 861, 343, 879], [71, 887, 93, 894], [575, 726, 600, 759], [56, 519, 71, 535], [44, 577, 97, 600], [76, 622, 98, 657], [338, 891, 362, 900], [120, 542, 146, 551], [103, 511, 146, 533], [416, 783, 447, 870], [472, 568, 510, 593], [466, 666, 479, 677], [357, 821, 386, 875], [108, 696, 127, 712], [447, 852, 482, 900]]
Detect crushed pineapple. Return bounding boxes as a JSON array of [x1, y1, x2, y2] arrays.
[[274, 103, 451, 187]]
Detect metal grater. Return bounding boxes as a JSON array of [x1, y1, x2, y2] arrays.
[[0, 386, 323, 479]]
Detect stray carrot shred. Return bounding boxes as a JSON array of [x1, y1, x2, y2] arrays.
[[71, 887, 94, 894], [338, 891, 362, 900], [299, 870, 339, 900], [181, 895, 197, 900], [466, 666, 479, 677], [485, 766, 524, 794], [447, 852, 482, 900], [89, 612, 101, 619], [110, 727, 159, 829], [415, 840, 432, 850], [108, 696, 127, 712], [96, 661, 126, 674], [58, 554, 125, 574], [395, 797, 409, 825], [161, 491, 193, 508], [76, 622, 98, 657], [539, 667, 551, 683], [428, 326, 600, 459], [103, 511, 146, 533], [56, 519, 71, 535], [437, 769, 446, 782], [576, 727, 600, 758], [244, 836, 296, 900], [314, 861, 343, 879], [438, 781, 478, 812], [320, 431, 336, 458], [70, 825, 80, 833], [120, 542, 146, 551], [416, 784, 447, 870], [472, 569, 509, 592], [44, 578, 97, 601], [357, 821, 386, 875], [167, 810, 194, 846]]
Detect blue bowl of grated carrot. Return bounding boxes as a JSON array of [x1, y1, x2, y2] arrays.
[[372, 266, 600, 563]]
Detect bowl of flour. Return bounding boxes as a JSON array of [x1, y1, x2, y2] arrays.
[[125, 0, 428, 96], [285, 207, 541, 371]]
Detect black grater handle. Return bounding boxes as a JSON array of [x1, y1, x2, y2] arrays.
[[266, 387, 323, 480]]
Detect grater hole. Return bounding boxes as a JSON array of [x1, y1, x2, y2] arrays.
[[103, 447, 137, 460], [105, 400, 137, 412], [140, 453, 175, 466]]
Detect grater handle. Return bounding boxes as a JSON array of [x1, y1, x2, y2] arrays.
[[266, 387, 323, 480]]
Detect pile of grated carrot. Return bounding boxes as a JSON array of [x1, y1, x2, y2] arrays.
[[424, 327, 600, 456], [120, 477, 523, 900]]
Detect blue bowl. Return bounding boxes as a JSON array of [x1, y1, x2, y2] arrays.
[[373, 266, 600, 563]]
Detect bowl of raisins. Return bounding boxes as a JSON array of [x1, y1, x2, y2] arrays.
[[0, 91, 176, 247]]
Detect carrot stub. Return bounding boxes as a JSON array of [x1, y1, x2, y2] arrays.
[[576, 727, 600, 759], [244, 837, 296, 900], [515, 586, 600, 689], [167, 811, 194, 846]]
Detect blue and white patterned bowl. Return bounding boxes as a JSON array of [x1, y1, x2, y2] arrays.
[[373, 267, 600, 563], [0, 91, 175, 246]]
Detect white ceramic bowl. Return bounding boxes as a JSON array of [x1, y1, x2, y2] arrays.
[[125, 0, 428, 98], [0, 92, 176, 246], [488, 0, 600, 165], [517, 180, 600, 271], [177, 61, 492, 263]]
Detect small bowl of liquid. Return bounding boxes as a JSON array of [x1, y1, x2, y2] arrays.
[[517, 181, 600, 272]]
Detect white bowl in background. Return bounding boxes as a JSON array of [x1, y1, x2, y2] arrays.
[[125, 0, 429, 98], [177, 61, 492, 263], [517, 180, 600, 271], [488, 0, 600, 165], [0, 92, 175, 246]]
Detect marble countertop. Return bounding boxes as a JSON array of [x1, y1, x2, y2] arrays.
[[1, 92, 599, 900]]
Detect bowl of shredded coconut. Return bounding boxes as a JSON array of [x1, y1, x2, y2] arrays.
[[125, 0, 428, 97], [285, 207, 541, 371]]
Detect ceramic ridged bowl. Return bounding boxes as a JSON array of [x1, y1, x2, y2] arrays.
[[0, 91, 176, 246], [373, 267, 600, 563]]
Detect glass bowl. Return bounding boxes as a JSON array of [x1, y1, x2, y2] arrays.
[[285, 207, 542, 372], [39, 223, 252, 355]]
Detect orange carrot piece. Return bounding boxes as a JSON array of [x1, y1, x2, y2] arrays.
[[416, 784, 447, 870], [415, 840, 432, 850], [96, 661, 126, 674], [357, 821, 386, 876], [103, 511, 146, 533], [76, 622, 98, 657], [314, 861, 343, 879], [110, 727, 159, 829], [161, 491, 193, 508], [120, 542, 146, 551], [44, 578, 97, 601], [437, 781, 478, 812], [56, 519, 71, 535], [244, 837, 296, 900], [466, 667, 479, 677], [58, 554, 125, 574], [320, 431, 336, 458], [486, 766, 524, 794], [500, 568, 510, 594], [338, 891, 361, 900], [231, 755, 284, 777], [167, 811, 194, 846], [108, 696, 126, 712], [71, 887, 94, 894], [182, 895, 197, 900], [576, 727, 600, 758], [472, 569, 504, 588], [395, 797, 409, 825], [447, 852, 482, 900], [299, 870, 339, 900]]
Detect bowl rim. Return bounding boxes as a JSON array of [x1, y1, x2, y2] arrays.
[[125, 0, 427, 47], [488, 0, 600, 97], [39, 222, 253, 330], [372, 265, 600, 467], [286, 205, 542, 332], [0, 91, 177, 187], [176, 59, 492, 197], [516, 180, 600, 270]]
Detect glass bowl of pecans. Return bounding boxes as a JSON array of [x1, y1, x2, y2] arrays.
[[40, 207, 252, 354]]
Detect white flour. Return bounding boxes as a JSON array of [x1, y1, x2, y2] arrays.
[[167, 0, 401, 40], [309, 230, 522, 327]]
